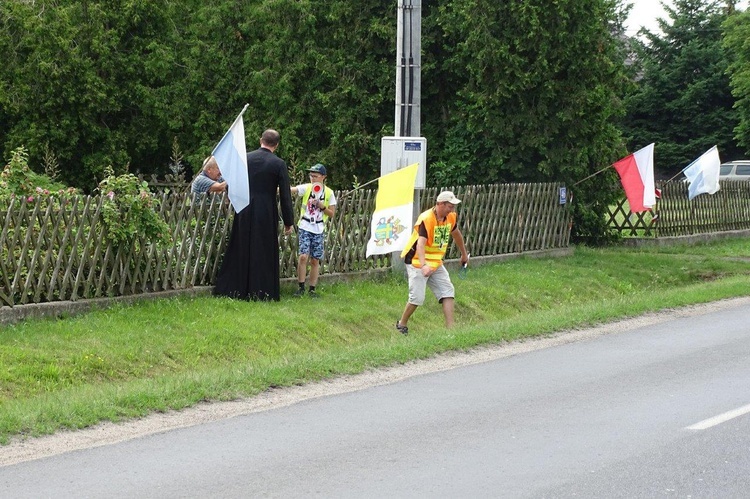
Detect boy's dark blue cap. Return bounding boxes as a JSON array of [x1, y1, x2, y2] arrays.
[[307, 163, 327, 175]]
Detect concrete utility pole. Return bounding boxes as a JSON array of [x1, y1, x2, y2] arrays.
[[390, 0, 422, 272], [394, 0, 421, 137]]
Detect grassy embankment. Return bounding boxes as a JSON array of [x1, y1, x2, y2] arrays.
[[1, 239, 750, 444]]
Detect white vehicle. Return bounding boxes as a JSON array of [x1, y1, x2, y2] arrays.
[[719, 160, 750, 180]]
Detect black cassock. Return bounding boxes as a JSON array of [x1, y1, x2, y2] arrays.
[[213, 147, 294, 301]]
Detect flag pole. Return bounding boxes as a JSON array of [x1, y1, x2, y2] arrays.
[[666, 145, 719, 182], [666, 159, 698, 182], [225, 104, 250, 131], [571, 163, 614, 187], [337, 176, 382, 201], [665, 170, 684, 182], [339, 163, 422, 200], [212, 104, 250, 155]]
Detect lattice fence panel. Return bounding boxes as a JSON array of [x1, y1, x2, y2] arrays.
[[608, 180, 750, 237], [2, 183, 571, 308], [417, 184, 570, 259]]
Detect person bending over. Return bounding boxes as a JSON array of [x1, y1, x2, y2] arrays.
[[396, 190, 469, 335]]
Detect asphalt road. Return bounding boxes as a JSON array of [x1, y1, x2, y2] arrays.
[[1, 300, 749, 498]]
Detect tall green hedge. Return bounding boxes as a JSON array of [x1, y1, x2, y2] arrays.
[[0, 0, 648, 243]]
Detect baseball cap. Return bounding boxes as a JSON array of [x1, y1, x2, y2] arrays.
[[436, 191, 461, 204], [306, 163, 327, 176]]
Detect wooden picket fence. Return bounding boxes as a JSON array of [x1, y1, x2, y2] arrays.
[[607, 180, 750, 237], [0, 183, 571, 308]]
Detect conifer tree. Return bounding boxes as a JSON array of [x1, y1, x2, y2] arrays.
[[622, 0, 742, 175]]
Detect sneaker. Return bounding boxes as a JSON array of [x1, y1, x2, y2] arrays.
[[308, 289, 319, 298], [395, 321, 408, 336], [293, 287, 305, 298]]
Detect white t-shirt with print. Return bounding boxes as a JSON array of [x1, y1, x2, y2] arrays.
[[293, 184, 337, 234]]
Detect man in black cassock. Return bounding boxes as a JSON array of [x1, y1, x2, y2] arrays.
[[213, 129, 295, 301]]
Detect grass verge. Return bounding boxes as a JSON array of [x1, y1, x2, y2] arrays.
[[2, 240, 750, 444]]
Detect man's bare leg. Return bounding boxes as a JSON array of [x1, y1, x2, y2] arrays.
[[442, 297, 455, 328], [399, 303, 418, 328]]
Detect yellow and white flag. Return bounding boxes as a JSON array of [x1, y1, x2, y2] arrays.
[[365, 163, 418, 257]]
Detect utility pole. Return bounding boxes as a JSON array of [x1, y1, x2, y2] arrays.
[[395, 0, 421, 137], [390, 0, 422, 272]]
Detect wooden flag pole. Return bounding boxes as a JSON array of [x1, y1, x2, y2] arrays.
[[337, 176, 381, 201], [572, 163, 615, 187], [665, 171, 683, 182], [666, 163, 693, 182]]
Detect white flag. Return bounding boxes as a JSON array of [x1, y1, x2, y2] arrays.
[[212, 105, 249, 213], [683, 146, 721, 201]]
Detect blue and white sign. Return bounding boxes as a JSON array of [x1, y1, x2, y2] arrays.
[[380, 137, 427, 188]]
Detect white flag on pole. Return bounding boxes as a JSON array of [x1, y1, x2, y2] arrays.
[[683, 146, 721, 201], [212, 105, 249, 213]]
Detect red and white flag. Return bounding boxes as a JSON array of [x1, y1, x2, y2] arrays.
[[613, 143, 656, 213]]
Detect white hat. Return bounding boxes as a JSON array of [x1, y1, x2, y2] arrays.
[[436, 191, 461, 204]]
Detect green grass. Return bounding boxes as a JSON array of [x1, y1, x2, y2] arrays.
[[2, 240, 750, 444]]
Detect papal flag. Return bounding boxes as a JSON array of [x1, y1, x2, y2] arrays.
[[212, 104, 249, 213], [365, 163, 419, 257]]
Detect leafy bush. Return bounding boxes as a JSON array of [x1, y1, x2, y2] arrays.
[[0, 146, 75, 200], [97, 167, 171, 246]]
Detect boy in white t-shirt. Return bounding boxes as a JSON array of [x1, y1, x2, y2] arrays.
[[290, 163, 337, 297]]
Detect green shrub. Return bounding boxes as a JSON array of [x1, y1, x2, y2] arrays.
[[97, 167, 171, 246], [0, 146, 76, 200]]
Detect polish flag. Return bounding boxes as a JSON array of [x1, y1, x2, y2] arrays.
[[613, 143, 655, 213]]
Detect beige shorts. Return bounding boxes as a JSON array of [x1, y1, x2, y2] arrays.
[[406, 264, 455, 306]]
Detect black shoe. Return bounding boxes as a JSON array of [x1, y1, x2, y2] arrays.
[[308, 289, 319, 298], [293, 287, 305, 297], [395, 321, 408, 335]]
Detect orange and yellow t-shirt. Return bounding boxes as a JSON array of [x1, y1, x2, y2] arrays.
[[401, 209, 457, 269]]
